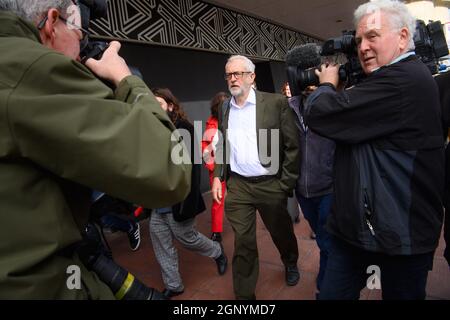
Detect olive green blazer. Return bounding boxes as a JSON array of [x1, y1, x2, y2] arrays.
[[214, 90, 300, 194]]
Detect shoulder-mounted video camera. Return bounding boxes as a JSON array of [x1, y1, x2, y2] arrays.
[[287, 19, 449, 95]]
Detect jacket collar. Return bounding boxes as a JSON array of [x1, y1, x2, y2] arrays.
[[0, 11, 42, 43]]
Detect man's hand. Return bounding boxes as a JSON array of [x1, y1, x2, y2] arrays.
[[212, 177, 223, 204], [315, 63, 340, 89], [84, 41, 132, 87]]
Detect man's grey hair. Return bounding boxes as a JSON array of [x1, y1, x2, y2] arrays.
[[354, 0, 416, 50], [0, 0, 73, 23], [226, 55, 256, 73]]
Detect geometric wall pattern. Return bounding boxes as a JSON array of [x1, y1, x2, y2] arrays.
[[89, 0, 321, 61]]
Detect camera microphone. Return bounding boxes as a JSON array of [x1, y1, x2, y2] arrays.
[[286, 43, 322, 96], [286, 43, 321, 69]]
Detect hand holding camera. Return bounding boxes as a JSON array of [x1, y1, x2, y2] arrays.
[[315, 64, 340, 89], [84, 41, 132, 86]]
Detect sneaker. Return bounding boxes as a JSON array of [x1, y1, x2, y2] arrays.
[[214, 242, 228, 275], [211, 232, 222, 242], [128, 222, 141, 251]]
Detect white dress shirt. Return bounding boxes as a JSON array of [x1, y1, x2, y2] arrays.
[[228, 89, 270, 177]]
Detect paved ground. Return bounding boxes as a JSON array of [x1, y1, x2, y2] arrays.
[[106, 192, 450, 300]]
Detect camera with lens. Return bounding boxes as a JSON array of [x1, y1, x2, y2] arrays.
[[286, 30, 364, 96], [77, 0, 143, 82], [77, 0, 109, 63], [78, 221, 165, 300], [80, 192, 163, 300], [287, 20, 449, 95]]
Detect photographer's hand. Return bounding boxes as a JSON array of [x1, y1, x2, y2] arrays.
[[85, 41, 132, 87], [315, 63, 339, 89]]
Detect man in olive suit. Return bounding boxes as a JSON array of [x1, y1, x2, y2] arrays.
[[211, 55, 300, 300]]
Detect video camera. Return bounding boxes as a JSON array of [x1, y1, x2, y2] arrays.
[[287, 19, 449, 95], [414, 20, 449, 75]]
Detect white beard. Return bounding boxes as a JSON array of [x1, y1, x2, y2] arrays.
[[229, 86, 243, 97]]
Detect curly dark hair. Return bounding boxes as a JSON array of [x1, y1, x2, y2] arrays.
[[281, 81, 290, 96], [152, 87, 191, 125], [210, 92, 230, 120]]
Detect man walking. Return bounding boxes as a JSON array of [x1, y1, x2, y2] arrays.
[[212, 55, 300, 300]]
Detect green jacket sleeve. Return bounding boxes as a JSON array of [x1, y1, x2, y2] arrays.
[[7, 52, 191, 208], [278, 96, 300, 194]]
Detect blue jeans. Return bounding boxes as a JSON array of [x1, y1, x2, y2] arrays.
[[296, 193, 333, 291], [319, 237, 434, 300]]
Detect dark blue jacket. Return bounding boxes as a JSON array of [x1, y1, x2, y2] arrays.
[[435, 72, 450, 265], [288, 96, 335, 198]]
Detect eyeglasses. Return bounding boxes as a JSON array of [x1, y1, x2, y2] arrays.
[[36, 12, 90, 42], [224, 71, 253, 80], [60, 16, 90, 41]]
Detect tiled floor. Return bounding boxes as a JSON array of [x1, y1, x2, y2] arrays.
[[107, 192, 450, 300]]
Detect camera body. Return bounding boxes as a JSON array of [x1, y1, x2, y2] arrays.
[[288, 20, 449, 92], [77, 1, 143, 83], [320, 30, 365, 87], [78, 0, 109, 62], [414, 20, 449, 75]]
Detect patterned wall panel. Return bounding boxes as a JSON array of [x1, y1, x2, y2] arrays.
[[89, 0, 321, 61]]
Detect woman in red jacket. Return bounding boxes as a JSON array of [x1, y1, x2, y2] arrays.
[[202, 92, 230, 242]]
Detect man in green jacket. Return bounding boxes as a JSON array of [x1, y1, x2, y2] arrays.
[[0, 0, 191, 299], [211, 55, 300, 300]]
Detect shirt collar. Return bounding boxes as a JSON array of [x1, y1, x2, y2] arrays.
[[372, 51, 416, 72], [230, 88, 256, 109], [389, 51, 415, 65]]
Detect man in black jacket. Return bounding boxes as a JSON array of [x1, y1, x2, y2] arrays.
[[435, 71, 450, 268], [304, 0, 444, 299]]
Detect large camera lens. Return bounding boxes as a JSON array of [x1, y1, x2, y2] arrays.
[[80, 223, 166, 300], [91, 254, 165, 300], [297, 68, 319, 91]]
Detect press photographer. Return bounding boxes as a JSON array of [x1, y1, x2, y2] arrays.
[[299, 0, 445, 300], [0, 0, 191, 299]]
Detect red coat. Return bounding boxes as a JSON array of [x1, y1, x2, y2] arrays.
[[202, 116, 219, 172]]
